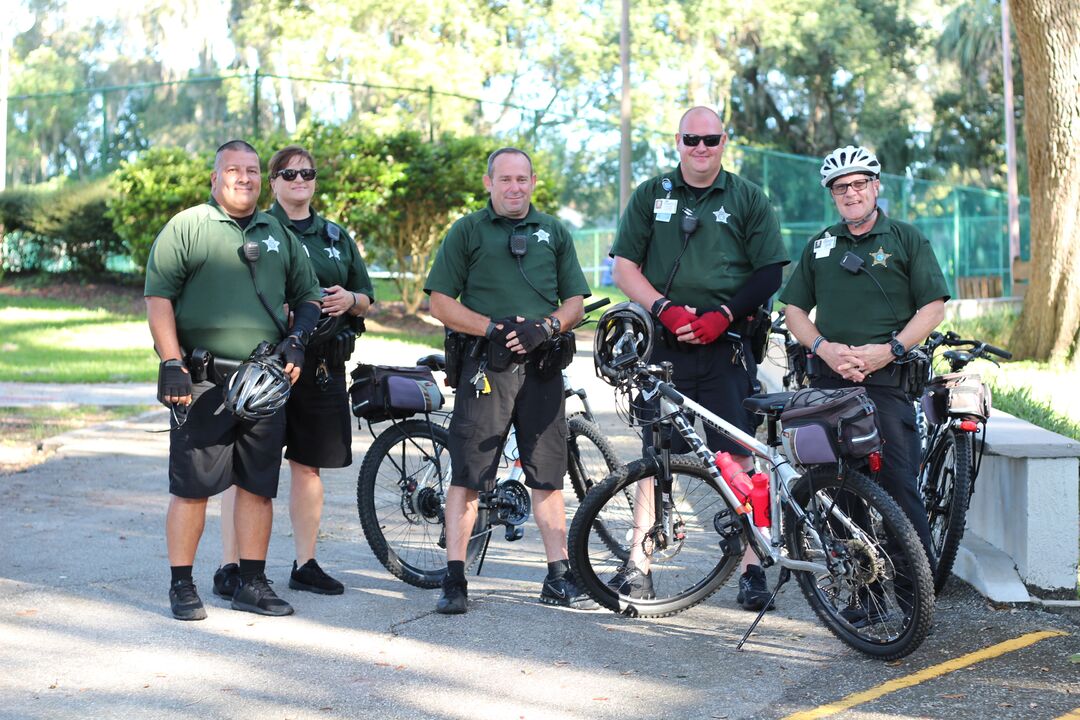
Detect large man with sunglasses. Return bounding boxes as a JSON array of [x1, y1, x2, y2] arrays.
[[145, 139, 320, 621], [780, 145, 949, 600], [610, 106, 788, 612]]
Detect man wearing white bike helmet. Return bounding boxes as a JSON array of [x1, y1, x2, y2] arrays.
[[780, 145, 949, 597]]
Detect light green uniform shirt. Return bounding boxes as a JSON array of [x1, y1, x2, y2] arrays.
[[425, 202, 590, 320], [779, 212, 950, 346], [144, 199, 320, 359]]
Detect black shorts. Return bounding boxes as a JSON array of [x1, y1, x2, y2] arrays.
[[447, 355, 567, 492], [284, 356, 352, 469], [168, 381, 286, 499], [636, 338, 759, 457]]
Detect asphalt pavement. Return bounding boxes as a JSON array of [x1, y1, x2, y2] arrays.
[[1, 337, 1077, 719]]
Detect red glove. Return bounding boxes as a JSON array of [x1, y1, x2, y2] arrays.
[[658, 304, 698, 336], [689, 311, 730, 344]]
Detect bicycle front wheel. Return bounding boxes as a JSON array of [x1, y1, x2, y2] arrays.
[[568, 455, 742, 618], [786, 465, 934, 660], [566, 415, 622, 501], [922, 427, 974, 593], [356, 419, 486, 589]]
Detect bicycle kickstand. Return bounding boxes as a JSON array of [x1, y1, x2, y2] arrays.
[[736, 567, 791, 651], [474, 529, 494, 577]]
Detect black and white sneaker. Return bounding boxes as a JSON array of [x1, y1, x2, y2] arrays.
[[169, 578, 207, 621], [607, 561, 656, 600], [736, 565, 775, 612], [540, 570, 599, 610], [212, 563, 239, 599], [231, 574, 294, 617]]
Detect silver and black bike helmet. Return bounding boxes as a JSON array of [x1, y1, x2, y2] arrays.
[[593, 301, 654, 385], [308, 312, 345, 347], [820, 145, 881, 188], [221, 347, 291, 420]]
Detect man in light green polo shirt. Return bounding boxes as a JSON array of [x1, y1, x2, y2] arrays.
[[145, 139, 320, 621]]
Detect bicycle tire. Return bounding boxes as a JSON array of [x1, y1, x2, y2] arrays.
[[923, 427, 974, 593], [356, 419, 487, 589], [566, 415, 622, 502], [568, 455, 741, 618], [785, 465, 934, 660]]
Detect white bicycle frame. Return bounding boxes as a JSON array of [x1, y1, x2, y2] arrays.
[[640, 368, 866, 577]]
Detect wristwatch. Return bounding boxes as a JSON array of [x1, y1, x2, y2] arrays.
[[546, 315, 561, 335], [889, 335, 906, 358]]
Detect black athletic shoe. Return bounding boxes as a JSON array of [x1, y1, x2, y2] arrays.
[[839, 586, 889, 627], [289, 559, 345, 595], [540, 570, 600, 610], [169, 578, 207, 621], [436, 578, 467, 615], [231, 574, 294, 617], [606, 561, 656, 600], [736, 565, 775, 612], [212, 563, 239, 599]]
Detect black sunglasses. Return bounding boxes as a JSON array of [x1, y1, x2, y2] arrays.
[[681, 133, 724, 147], [272, 168, 317, 181]]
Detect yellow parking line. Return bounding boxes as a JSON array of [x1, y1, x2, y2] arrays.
[[1052, 709, 1080, 720], [783, 630, 1067, 720]]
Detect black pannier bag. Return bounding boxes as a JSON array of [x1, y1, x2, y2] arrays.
[[920, 372, 991, 424], [780, 387, 882, 468], [349, 363, 444, 422]]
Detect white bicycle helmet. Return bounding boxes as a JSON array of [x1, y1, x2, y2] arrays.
[[593, 302, 654, 385], [820, 145, 881, 188], [221, 344, 291, 420]]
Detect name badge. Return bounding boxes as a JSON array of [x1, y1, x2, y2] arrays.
[[813, 234, 836, 259], [654, 198, 677, 223]]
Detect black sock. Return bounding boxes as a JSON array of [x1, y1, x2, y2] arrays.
[[547, 559, 570, 580], [238, 559, 266, 584], [446, 560, 466, 583], [170, 565, 193, 584]]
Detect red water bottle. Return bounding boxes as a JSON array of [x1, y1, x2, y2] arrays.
[[715, 452, 753, 507], [750, 472, 771, 528]]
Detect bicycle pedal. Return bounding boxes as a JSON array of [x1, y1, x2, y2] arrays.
[[505, 525, 524, 542]]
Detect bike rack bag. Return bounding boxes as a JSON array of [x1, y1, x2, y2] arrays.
[[349, 363, 444, 422], [921, 373, 991, 424], [780, 387, 882, 467]]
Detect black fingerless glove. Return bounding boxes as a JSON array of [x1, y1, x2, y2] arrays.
[[275, 334, 307, 371], [486, 317, 515, 345], [157, 359, 192, 407], [514, 320, 550, 353]]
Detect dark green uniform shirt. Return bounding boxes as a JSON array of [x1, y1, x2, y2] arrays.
[[144, 198, 321, 359], [779, 212, 950, 346], [267, 203, 375, 302], [610, 166, 788, 308], [424, 202, 590, 319]]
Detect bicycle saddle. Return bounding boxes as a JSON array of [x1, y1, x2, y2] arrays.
[[742, 392, 794, 417]]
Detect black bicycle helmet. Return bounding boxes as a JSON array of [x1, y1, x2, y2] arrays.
[[593, 301, 654, 384], [220, 344, 291, 420], [308, 312, 345, 346]]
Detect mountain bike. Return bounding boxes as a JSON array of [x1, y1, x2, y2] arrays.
[[356, 300, 622, 589], [915, 331, 1010, 593], [766, 309, 809, 391], [570, 346, 934, 659]]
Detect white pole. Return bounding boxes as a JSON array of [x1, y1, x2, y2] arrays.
[[1001, 0, 1021, 294], [618, 0, 631, 213], [1, 38, 10, 192]]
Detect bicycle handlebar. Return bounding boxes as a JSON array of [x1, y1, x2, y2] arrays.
[[583, 297, 611, 315]]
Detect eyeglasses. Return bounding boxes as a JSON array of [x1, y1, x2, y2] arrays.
[[272, 168, 317, 181], [830, 178, 874, 196], [681, 133, 724, 147]]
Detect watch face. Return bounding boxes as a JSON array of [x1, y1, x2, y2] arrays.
[[891, 339, 905, 357]]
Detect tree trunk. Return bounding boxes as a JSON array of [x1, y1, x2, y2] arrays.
[[1009, 0, 1080, 362]]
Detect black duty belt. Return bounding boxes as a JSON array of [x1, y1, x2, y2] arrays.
[[810, 358, 904, 388]]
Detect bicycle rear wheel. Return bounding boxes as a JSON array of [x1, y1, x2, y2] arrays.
[[357, 419, 486, 588], [785, 465, 934, 660], [568, 455, 742, 618], [566, 415, 622, 501], [922, 427, 974, 593]]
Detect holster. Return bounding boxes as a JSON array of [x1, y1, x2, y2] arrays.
[[534, 332, 576, 379], [184, 347, 243, 385], [443, 331, 469, 389]]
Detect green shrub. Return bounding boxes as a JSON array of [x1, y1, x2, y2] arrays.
[[106, 148, 213, 271], [0, 179, 123, 274]]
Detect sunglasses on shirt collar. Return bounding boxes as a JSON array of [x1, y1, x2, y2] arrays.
[[681, 133, 724, 147], [272, 168, 317, 181]]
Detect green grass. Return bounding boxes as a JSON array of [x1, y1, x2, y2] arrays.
[[0, 405, 155, 445], [0, 295, 158, 382], [988, 383, 1080, 441]]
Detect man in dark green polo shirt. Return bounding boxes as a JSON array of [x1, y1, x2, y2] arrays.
[[145, 139, 321, 621], [609, 106, 789, 612], [424, 147, 594, 614], [780, 145, 949, 617]]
